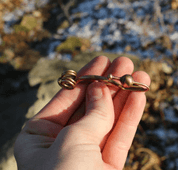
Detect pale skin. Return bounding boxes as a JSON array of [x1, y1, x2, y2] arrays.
[[14, 56, 151, 170]]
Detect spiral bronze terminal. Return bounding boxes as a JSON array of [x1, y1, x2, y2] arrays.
[[58, 70, 150, 92], [58, 70, 77, 89]]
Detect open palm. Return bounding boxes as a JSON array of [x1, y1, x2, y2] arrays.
[[14, 56, 150, 170]]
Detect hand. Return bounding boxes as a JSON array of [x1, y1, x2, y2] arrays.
[[14, 56, 150, 170]]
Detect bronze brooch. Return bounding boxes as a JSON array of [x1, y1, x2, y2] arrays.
[[58, 70, 149, 92]]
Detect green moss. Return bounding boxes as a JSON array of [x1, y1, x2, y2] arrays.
[[58, 20, 69, 29], [56, 36, 82, 53], [0, 54, 8, 63], [1, 40, 6, 46], [20, 15, 39, 30], [13, 25, 29, 33]]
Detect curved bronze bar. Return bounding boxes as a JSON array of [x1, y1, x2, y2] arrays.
[[58, 70, 150, 92]]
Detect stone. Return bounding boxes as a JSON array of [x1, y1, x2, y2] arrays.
[[0, 147, 17, 170], [4, 49, 15, 61], [167, 77, 174, 87], [162, 62, 173, 74], [29, 51, 141, 86], [32, 10, 42, 17], [26, 80, 61, 119], [28, 58, 66, 86], [150, 81, 160, 92]]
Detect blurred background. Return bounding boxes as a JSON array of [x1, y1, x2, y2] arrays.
[[0, 0, 178, 169]]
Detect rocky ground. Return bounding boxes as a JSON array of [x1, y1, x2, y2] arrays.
[[0, 0, 178, 170]]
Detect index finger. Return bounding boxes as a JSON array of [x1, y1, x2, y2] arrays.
[[33, 56, 111, 126]]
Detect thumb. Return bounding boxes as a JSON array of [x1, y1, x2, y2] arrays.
[[75, 82, 115, 145], [50, 82, 115, 170]]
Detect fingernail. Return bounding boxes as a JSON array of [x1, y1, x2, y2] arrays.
[[87, 83, 103, 102]]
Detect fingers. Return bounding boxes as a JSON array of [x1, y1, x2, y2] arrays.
[[102, 71, 151, 170], [103, 57, 134, 96], [69, 82, 115, 145], [103, 56, 134, 127], [33, 56, 110, 127], [67, 56, 134, 125]]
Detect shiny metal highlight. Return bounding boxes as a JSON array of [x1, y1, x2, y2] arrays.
[[58, 70, 150, 92]]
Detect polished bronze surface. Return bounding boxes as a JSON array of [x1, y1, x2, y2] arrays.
[[58, 70, 149, 92]]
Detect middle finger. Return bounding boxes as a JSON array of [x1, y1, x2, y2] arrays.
[[67, 56, 134, 125]]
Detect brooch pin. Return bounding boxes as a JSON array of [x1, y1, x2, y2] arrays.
[[58, 70, 149, 92]]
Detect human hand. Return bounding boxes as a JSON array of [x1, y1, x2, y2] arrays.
[[14, 56, 150, 170]]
